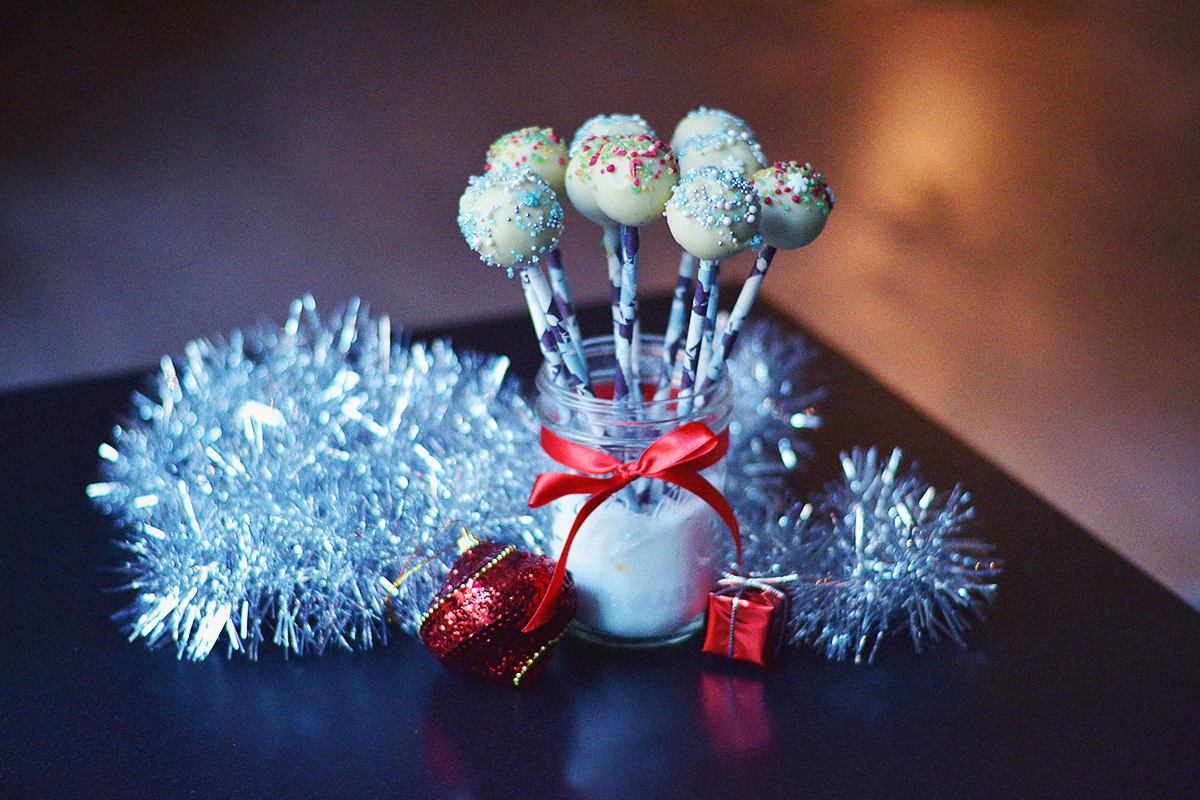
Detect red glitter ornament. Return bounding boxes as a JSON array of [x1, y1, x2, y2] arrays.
[[418, 533, 576, 687]]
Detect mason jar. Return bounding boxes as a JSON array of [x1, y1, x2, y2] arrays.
[[534, 334, 734, 647]]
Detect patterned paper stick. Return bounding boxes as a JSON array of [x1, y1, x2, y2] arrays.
[[544, 246, 588, 381], [522, 265, 591, 395], [604, 227, 643, 398], [518, 267, 567, 389], [602, 224, 629, 401], [612, 224, 641, 400], [676, 258, 718, 417], [602, 224, 623, 332], [695, 260, 722, 387], [702, 244, 777, 391], [653, 252, 698, 400]]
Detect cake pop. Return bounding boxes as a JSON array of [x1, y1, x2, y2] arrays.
[[665, 166, 760, 414], [591, 135, 680, 228], [564, 135, 627, 382], [664, 165, 760, 261], [485, 127, 569, 197], [700, 161, 833, 391], [662, 148, 763, 391], [458, 170, 590, 394], [458, 169, 563, 271], [564, 135, 643, 400], [563, 135, 614, 227], [753, 160, 834, 249], [669, 107, 754, 152], [590, 135, 680, 399], [659, 109, 758, 392]]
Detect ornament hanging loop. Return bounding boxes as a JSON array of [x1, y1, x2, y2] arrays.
[[384, 519, 475, 621]]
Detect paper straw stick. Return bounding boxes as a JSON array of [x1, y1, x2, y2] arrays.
[[653, 252, 698, 400], [527, 264, 592, 395], [517, 266, 589, 397], [623, 225, 642, 391], [602, 225, 623, 332], [518, 267, 567, 389], [602, 224, 628, 399], [631, 305, 642, 390], [603, 227, 643, 397], [544, 246, 587, 381], [612, 224, 641, 401], [701, 244, 776, 391], [675, 258, 718, 417], [695, 260, 721, 387]]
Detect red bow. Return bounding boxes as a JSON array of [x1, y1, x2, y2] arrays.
[[522, 420, 741, 632]]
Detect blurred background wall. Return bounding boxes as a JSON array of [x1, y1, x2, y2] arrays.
[[2, 1, 1197, 607]]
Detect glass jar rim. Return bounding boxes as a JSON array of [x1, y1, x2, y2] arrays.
[[535, 334, 732, 428]]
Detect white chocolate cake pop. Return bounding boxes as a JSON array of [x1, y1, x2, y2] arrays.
[[563, 135, 614, 226], [669, 107, 754, 152], [676, 128, 768, 180], [458, 170, 564, 272], [485, 127, 569, 196], [752, 161, 834, 249], [665, 166, 760, 261], [569, 113, 655, 157], [590, 135, 680, 228]]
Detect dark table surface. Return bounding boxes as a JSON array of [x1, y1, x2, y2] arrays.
[[2, 297, 1198, 799]]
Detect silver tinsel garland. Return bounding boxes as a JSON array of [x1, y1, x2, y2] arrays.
[[90, 296, 548, 660], [748, 447, 1000, 663], [91, 297, 995, 663], [722, 317, 824, 540]]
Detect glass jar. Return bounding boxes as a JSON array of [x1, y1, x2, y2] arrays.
[[534, 335, 734, 647]]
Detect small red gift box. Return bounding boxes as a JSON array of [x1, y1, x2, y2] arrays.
[[703, 582, 789, 666]]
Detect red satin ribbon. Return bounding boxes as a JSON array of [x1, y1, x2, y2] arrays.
[[522, 420, 742, 632]]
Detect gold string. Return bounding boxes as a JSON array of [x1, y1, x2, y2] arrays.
[[384, 520, 474, 622]]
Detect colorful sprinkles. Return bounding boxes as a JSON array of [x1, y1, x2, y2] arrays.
[[669, 106, 755, 151], [458, 170, 564, 272], [592, 135, 677, 193], [675, 128, 768, 179], [665, 165, 761, 260], [569, 113, 655, 157], [590, 135, 681, 228], [754, 160, 834, 211], [751, 161, 833, 250], [485, 126, 569, 195]]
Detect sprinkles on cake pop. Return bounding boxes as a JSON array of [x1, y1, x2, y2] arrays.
[[458, 170, 564, 274], [590, 135, 680, 227], [752, 161, 834, 250], [486, 127, 569, 196], [665, 166, 761, 261], [564, 135, 617, 227], [669, 106, 755, 151], [676, 128, 768, 180], [569, 113, 655, 157]]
